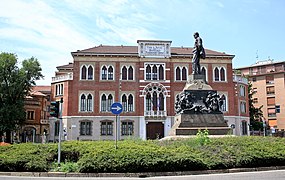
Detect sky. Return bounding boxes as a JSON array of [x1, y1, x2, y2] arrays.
[[1, 0, 285, 85]]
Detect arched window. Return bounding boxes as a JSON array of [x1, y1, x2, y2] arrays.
[[159, 93, 164, 110], [153, 91, 157, 111], [220, 94, 227, 112], [101, 66, 107, 80], [107, 94, 113, 111], [146, 65, 151, 80], [159, 65, 164, 80], [182, 67, 187, 80], [87, 94, 93, 111], [146, 93, 151, 111], [214, 67, 219, 81], [176, 67, 181, 80], [88, 66, 93, 80], [122, 66, 127, 80], [108, 66, 113, 80], [80, 94, 86, 111], [122, 94, 127, 111], [220, 67, 225, 81], [152, 65, 157, 80], [81, 65, 87, 80], [128, 66, 133, 80], [128, 94, 134, 112], [101, 94, 107, 112]]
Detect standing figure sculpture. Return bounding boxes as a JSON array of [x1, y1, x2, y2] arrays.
[[192, 32, 206, 74]]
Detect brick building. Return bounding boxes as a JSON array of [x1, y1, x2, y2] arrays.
[[21, 86, 51, 143], [50, 40, 249, 140], [236, 60, 285, 130]]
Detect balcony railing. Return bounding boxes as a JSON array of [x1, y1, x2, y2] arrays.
[[144, 110, 167, 117], [52, 73, 73, 83]]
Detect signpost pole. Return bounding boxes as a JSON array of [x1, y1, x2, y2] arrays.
[[58, 98, 63, 166], [115, 115, 118, 149]]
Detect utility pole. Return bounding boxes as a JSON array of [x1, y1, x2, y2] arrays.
[[58, 97, 63, 166]]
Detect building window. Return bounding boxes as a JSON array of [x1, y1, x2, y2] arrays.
[[268, 108, 276, 117], [240, 101, 246, 113], [122, 94, 134, 112], [80, 121, 92, 135], [81, 65, 93, 80], [101, 65, 114, 80], [121, 66, 134, 80], [101, 121, 113, 135], [240, 85, 246, 97], [267, 97, 275, 106], [55, 84, 64, 96], [275, 105, 280, 113], [144, 85, 166, 113], [121, 121, 134, 136], [145, 63, 165, 80], [81, 65, 87, 80], [213, 66, 226, 82], [220, 94, 227, 112], [175, 66, 188, 81], [27, 111, 35, 120], [266, 86, 275, 95], [80, 93, 93, 112], [101, 94, 113, 112], [253, 98, 258, 103], [201, 66, 208, 81], [266, 75, 274, 84]]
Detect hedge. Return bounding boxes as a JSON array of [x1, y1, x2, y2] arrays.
[[1, 136, 285, 172]]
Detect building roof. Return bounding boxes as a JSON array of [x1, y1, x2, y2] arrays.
[[56, 62, 74, 69], [72, 45, 234, 57], [30, 90, 46, 97], [235, 60, 285, 70], [32, 86, 51, 93]]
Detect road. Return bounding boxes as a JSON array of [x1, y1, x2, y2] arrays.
[[1, 170, 285, 180]]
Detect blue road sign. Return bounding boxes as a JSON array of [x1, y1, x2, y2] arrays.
[[111, 102, 123, 115]]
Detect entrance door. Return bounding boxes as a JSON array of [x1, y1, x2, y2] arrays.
[[146, 122, 164, 140]]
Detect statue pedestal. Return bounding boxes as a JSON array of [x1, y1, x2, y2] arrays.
[[170, 74, 230, 136]]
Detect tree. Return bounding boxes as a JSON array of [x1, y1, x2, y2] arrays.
[[248, 81, 264, 131], [0, 52, 43, 143]]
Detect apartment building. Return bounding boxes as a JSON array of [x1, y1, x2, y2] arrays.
[[50, 40, 249, 140], [236, 60, 285, 130]]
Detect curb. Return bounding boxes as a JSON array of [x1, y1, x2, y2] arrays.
[[1, 166, 285, 177]]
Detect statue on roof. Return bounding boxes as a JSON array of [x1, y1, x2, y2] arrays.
[[192, 32, 206, 74]]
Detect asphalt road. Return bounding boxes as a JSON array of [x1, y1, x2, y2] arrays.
[[1, 170, 285, 180]]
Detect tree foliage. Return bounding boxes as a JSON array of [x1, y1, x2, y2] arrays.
[[248, 81, 264, 130], [0, 52, 43, 141]]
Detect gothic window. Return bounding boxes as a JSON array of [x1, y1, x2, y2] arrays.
[[101, 66, 107, 80], [128, 94, 134, 112], [86, 94, 93, 111], [220, 67, 225, 81], [80, 94, 86, 111], [220, 94, 227, 112], [214, 67, 219, 81], [88, 66, 93, 80], [152, 65, 158, 80], [122, 66, 127, 80], [146, 65, 151, 80], [182, 67, 187, 80], [101, 94, 107, 112], [159, 65, 164, 80], [146, 93, 151, 111], [176, 67, 181, 80], [81, 65, 87, 80], [108, 66, 114, 80], [107, 94, 113, 111], [159, 93, 164, 110], [128, 66, 133, 80], [122, 94, 127, 111]]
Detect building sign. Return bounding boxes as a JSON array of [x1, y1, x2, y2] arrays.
[[138, 40, 172, 58]]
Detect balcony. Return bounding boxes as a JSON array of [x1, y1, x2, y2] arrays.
[[144, 110, 167, 120], [52, 73, 73, 83], [233, 75, 248, 85]]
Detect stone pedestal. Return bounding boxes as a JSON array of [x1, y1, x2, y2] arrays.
[[170, 74, 230, 136]]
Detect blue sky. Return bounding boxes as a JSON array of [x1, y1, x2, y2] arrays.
[[1, 0, 285, 85]]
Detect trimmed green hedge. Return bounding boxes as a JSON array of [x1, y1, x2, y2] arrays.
[[1, 136, 285, 172]]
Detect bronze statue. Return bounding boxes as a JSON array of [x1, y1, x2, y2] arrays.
[[192, 32, 206, 74]]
